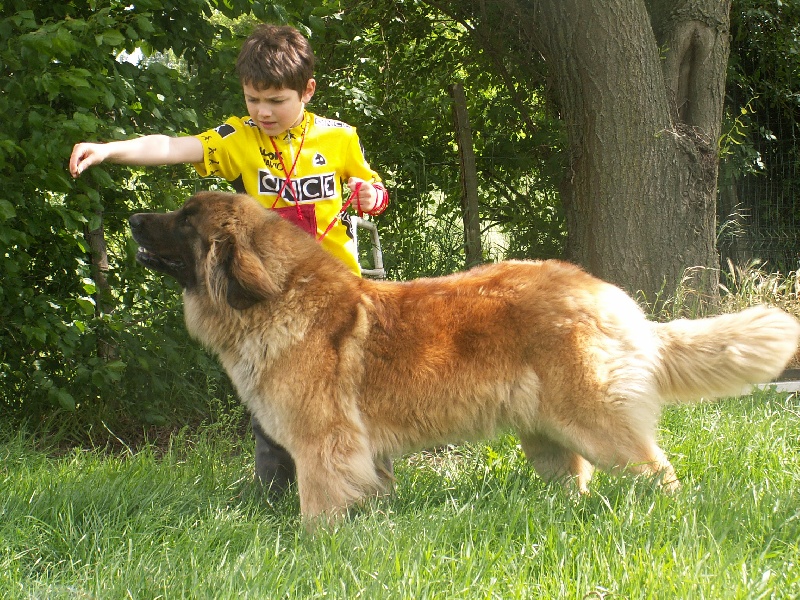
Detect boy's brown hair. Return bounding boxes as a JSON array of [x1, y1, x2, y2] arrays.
[[236, 24, 315, 95]]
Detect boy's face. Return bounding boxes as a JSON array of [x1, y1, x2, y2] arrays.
[[243, 79, 315, 137]]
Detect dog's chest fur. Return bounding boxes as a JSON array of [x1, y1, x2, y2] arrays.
[[184, 291, 310, 380]]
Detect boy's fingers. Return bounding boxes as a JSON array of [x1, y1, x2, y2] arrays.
[[70, 160, 84, 178], [70, 144, 97, 177], [347, 176, 365, 191], [69, 145, 86, 177]]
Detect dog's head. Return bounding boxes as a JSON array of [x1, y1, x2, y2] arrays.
[[129, 192, 296, 310]]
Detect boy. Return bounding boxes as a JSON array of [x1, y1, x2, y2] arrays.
[[69, 23, 389, 494]]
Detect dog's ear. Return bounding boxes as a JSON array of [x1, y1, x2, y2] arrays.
[[218, 237, 279, 310]]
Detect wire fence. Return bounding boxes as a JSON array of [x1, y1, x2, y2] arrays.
[[405, 149, 800, 275], [718, 118, 800, 273]]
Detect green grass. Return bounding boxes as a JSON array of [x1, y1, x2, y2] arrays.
[[2, 389, 800, 599]]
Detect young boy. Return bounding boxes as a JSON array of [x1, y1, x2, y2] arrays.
[[69, 23, 389, 494]]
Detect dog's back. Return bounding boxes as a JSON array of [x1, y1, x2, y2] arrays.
[[356, 260, 656, 447], [355, 260, 799, 500]]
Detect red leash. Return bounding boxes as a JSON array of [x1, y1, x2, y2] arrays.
[[318, 181, 361, 242], [268, 116, 374, 243], [268, 117, 308, 223]]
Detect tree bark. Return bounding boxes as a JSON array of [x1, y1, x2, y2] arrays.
[[450, 82, 483, 268], [523, 0, 728, 307]]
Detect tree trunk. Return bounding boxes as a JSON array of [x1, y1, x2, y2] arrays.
[[450, 82, 483, 268], [526, 0, 729, 308], [84, 210, 118, 361]]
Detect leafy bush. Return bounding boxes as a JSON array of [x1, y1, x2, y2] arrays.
[[0, 3, 238, 426]]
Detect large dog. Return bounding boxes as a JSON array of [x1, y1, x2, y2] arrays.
[[130, 191, 800, 528]]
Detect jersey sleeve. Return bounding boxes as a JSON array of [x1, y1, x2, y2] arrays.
[[192, 118, 243, 182]]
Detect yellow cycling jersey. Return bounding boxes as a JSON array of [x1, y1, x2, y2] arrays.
[[193, 111, 383, 275]]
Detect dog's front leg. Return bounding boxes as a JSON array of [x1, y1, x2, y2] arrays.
[[294, 431, 385, 531]]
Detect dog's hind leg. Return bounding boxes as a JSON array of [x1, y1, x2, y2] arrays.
[[519, 431, 594, 493], [537, 414, 680, 492], [251, 416, 296, 494], [374, 453, 396, 492], [603, 440, 679, 492]]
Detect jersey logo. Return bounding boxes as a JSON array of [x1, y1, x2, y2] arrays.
[[341, 212, 355, 240], [315, 117, 351, 129], [313, 153, 327, 166], [258, 170, 336, 202], [214, 123, 236, 138]]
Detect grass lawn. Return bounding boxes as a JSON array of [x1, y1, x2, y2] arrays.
[[2, 388, 799, 599]]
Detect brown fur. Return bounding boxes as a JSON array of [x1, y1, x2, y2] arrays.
[[129, 191, 800, 529]]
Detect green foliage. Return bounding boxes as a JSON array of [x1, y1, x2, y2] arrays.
[[713, 1, 800, 278], [725, 0, 800, 171], [0, 2, 242, 424]]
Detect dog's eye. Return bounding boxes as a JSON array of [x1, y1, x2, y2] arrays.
[[179, 205, 201, 228]]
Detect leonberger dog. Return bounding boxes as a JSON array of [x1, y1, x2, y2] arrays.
[[130, 191, 800, 529]]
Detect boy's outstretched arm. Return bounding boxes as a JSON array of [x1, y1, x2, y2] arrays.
[[69, 135, 204, 178]]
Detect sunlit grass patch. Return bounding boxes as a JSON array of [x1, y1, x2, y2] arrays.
[[3, 388, 800, 598]]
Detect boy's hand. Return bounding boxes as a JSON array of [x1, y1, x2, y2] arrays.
[[347, 177, 378, 213], [69, 142, 109, 178]]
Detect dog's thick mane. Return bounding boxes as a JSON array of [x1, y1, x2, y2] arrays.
[[183, 193, 364, 364]]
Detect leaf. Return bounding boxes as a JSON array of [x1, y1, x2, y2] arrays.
[[76, 298, 96, 316], [59, 72, 92, 89], [54, 388, 76, 411], [308, 15, 326, 33], [0, 199, 16, 220], [71, 111, 102, 133], [97, 29, 126, 47], [135, 14, 156, 35]]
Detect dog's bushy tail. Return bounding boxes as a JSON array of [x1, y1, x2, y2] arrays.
[[654, 305, 800, 403]]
